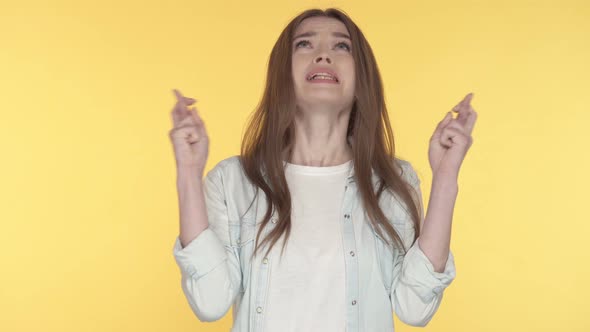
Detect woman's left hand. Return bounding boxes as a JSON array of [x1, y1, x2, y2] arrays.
[[428, 92, 478, 176]]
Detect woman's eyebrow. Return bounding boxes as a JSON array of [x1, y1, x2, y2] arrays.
[[293, 31, 351, 41]]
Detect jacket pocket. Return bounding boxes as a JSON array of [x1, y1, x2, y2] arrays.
[[228, 215, 257, 248]]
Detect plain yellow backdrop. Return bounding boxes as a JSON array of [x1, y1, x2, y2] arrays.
[[1, 0, 588, 331]]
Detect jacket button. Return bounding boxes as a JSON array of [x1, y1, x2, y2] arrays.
[[352, 300, 357, 305], [263, 258, 268, 264], [349, 251, 355, 257], [256, 306, 263, 313]]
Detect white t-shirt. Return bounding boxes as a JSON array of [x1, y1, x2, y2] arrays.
[[262, 159, 353, 332]]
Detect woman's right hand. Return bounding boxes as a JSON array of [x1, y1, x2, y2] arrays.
[[168, 89, 209, 175]]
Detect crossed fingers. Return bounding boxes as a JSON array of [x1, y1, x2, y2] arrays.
[[452, 92, 477, 136], [171, 88, 200, 127]]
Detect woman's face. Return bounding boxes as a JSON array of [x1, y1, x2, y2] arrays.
[[291, 16, 355, 110]]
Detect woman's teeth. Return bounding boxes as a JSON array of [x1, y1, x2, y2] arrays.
[[308, 73, 338, 82]]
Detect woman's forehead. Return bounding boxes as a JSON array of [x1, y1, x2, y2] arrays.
[[294, 17, 348, 36]]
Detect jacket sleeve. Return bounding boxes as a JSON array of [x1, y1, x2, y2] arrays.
[[390, 160, 457, 327], [172, 162, 242, 322]]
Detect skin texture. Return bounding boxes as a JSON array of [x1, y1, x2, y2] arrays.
[[419, 92, 477, 272], [289, 16, 355, 167], [169, 89, 210, 247]]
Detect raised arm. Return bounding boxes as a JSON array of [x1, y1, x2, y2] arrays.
[[168, 89, 241, 321]]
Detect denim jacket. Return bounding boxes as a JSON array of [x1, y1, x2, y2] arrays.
[[172, 155, 456, 331]]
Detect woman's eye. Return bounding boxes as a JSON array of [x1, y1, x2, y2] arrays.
[[336, 42, 351, 51], [295, 40, 310, 48], [294, 40, 351, 51]]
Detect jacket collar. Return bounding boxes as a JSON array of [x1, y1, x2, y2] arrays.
[[260, 159, 380, 188]]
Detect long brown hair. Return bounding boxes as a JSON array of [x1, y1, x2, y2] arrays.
[[239, 8, 422, 260]]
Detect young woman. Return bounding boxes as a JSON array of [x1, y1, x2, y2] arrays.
[[169, 8, 477, 332]]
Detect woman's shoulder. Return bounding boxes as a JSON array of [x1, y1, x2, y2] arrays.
[[207, 155, 241, 174], [215, 154, 241, 168], [207, 154, 420, 188], [392, 157, 420, 187]]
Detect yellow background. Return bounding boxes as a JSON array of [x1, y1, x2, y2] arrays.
[[1, 0, 588, 331]]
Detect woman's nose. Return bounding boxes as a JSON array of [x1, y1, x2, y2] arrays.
[[314, 56, 331, 64]]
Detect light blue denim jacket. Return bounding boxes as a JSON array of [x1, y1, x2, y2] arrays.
[[172, 155, 456, 331]]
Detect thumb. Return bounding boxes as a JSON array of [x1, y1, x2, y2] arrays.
[[433, 112, 453, 138]]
